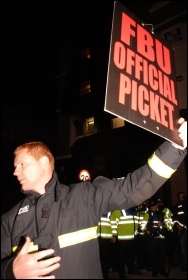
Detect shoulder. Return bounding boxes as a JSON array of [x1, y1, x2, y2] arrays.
[[68, 181, 96, 195], [1, 199, 26, 221], [93, 176, 114, 189]]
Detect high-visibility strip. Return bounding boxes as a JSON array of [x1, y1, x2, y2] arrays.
[[178, 211, 185, 215], [12, 242, 38, 253], [118, 221, 139, 225], [118, 234, 135, 240], [58, 226, 98, 248], [148, 153, 176, 179], [99, 222, 112, 226], [99, 233, 113, 238]]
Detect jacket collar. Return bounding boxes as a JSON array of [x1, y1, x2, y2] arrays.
[[20, 172, 69, 202]]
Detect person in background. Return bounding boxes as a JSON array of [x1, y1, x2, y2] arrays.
[[146, 199, 168, 277], [157, 198, 176, 268], [135, 201, 150, 271], [111, 208, 142, 279], [109, 210, 119, 273], [97, 212, 114, 279], [1, 118, 187, 279], [172, 191, 187, 272]]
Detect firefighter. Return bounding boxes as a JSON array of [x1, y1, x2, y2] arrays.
[[1, 118, 187, 279]]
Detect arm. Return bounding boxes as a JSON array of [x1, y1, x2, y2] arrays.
[[93, 119, 187, 213]]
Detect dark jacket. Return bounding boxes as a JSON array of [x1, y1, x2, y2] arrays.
[[173, 200, 187, 228], [1, 141, 187, 279]]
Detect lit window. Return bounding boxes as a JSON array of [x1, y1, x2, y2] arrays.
[[111, 117, 125, 129], [86, 117, 94, 134], [80, 81, 91, 97]]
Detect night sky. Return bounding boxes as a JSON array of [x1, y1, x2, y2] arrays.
[[1, 1, 82, 107], [1, 1, 118, 150], [1, 1, 154, 109]]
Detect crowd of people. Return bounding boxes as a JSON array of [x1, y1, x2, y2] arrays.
[[98, 192, 187, 279]]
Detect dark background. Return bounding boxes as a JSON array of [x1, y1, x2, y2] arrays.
[[1, 1, 187, 213]]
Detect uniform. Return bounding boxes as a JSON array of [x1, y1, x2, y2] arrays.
[[135, 203, 150, 270], [111, 208, 141, 278], [98, 212, 114, 279], [1, 141, 187, 279], [173, 194, 187, 271], [146, 200, 168, 277], [157, 199, 176, 267]]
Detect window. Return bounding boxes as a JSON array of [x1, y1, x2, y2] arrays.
[[86, 117, 94, 134], [111, 117, 125, 129]]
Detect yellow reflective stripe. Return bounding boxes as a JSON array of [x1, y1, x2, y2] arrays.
[[119, 221, 139, 225], [12, 242, 38, 253], [99, 233, 113, 238], [118, 234, 135, 239], [148, 153, 176, 179], [58, 226, 98, 248], [99, 222, 112, 226]]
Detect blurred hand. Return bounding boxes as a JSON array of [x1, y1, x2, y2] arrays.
[[172, 118, 187, 150], [13, 236, 61, 279]]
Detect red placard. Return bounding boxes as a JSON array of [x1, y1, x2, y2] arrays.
[[104, 1, 183, 147]]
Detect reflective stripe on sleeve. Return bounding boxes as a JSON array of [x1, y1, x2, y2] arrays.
[[58, 226, 98, 248], [148, 152, 176, 178], [12, 242, 38, 253]]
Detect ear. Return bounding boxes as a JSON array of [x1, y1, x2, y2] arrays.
[[39, 156, 49, 167]]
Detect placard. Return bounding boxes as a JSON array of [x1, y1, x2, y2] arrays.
[[104, 1, 183, 147]]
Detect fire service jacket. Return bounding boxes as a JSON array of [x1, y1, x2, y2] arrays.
[[1, 141, 187, 279]]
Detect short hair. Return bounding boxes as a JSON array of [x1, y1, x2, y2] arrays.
[[14, 141, 55, 171]]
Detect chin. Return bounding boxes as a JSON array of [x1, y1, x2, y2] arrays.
[[21, 185, 29, 191]]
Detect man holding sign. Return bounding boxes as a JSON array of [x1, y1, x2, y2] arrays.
[[1, 1, 187, 279], [1, 118, 187, 279]]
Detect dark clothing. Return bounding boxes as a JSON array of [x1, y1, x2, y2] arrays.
[[118, 239, 136, 276], [98, 237, 113, 279], [148, 237, 166, 275], [135, 204, 150, 270], [173, 200, 187, 271], [146, 209, 167, 275], [1, 141, 187, 279], [135, 234, 150, 269], [173, 200, 187, 228]]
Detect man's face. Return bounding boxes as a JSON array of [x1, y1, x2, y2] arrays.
[[13, 148, 45, 193]]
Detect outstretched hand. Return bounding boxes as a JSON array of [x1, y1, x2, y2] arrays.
[[172, 118, 187, 150], [13, 236, 61, 279]]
